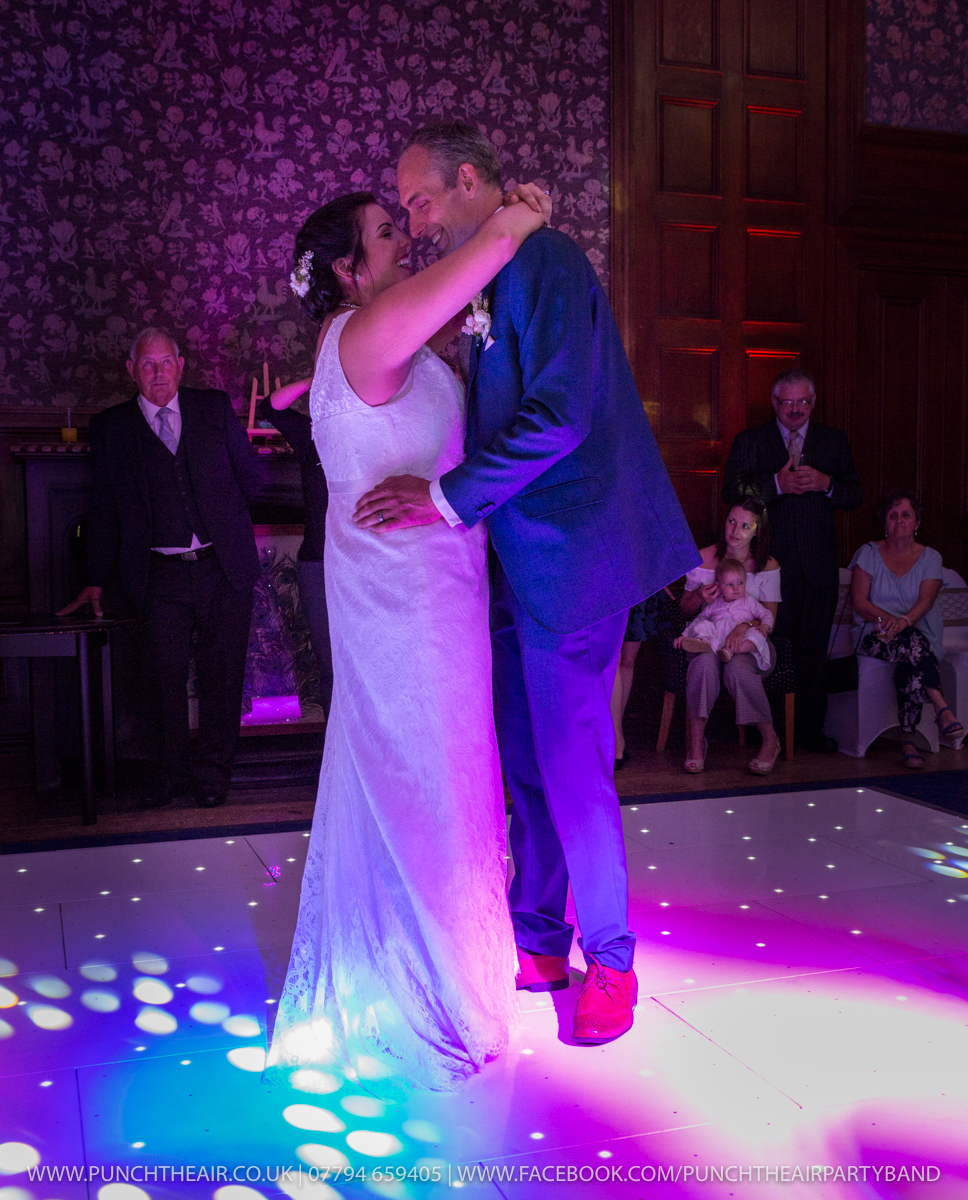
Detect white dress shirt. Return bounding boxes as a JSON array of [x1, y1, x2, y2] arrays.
[[430, 477, 462, 527], [139, 391, 182, 449], [138, 391, 212, 554]]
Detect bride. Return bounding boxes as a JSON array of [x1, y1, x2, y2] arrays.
[[265, 185, 551, 1092]]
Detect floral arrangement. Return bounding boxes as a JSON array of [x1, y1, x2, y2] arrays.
[[462, 292, 491, 340], [290, 251, 314, 299]]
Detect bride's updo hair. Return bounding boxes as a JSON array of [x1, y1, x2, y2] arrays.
[[292, 191, 376, 321]]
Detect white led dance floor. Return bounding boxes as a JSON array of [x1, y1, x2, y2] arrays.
[[3, 787, 968, 1198]]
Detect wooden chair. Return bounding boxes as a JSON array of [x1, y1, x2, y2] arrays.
[[656, 631, 796, 762]]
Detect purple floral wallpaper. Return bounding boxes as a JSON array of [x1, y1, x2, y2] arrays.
[[866, 0, 968, 134], [0, 0, 610, 413]]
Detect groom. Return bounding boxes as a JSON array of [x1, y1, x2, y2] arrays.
[[355, 120, 698, 1042]]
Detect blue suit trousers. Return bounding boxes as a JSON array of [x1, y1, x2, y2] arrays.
[[491, 560, 635, 973]]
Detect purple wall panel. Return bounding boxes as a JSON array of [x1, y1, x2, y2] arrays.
[[0, 0, 610, 410], [866, 0, 968, 135]]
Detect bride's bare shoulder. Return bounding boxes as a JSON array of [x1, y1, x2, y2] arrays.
[[312, 322, 330, 366]]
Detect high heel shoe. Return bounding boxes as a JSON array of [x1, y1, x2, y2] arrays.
[[900, 739, 925, 769], [614, 746, 631, 771], [936, 706, 964, 749], [748, 737, 782, 775], [684, 737, 707, 773]]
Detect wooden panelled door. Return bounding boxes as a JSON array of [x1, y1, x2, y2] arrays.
[[611, 0, 827, 546], [835, 249, 968, 573]]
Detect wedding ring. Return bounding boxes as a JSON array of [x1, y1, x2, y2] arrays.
[[377, 510, 385, 523]]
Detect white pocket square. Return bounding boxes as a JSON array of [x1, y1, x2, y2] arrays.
[[484, 335, 496, 351]]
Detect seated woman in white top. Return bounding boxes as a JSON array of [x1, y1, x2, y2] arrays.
[[850, 489, 963, 769], [678, 497, 782, 775]]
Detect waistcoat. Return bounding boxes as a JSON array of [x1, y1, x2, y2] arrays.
[[139, 417, 212, 548]]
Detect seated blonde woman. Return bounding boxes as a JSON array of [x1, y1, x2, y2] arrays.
[[679, 497, 781, 775]]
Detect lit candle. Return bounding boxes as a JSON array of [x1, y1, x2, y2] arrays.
[[61, 406, 77, 442]]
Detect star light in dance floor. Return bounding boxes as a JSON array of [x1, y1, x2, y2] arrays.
[[2, 788, 968, 1197]]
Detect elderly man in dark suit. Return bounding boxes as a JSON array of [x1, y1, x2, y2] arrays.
[[723, 368, 862, 751], [59, 327, 262, 808]]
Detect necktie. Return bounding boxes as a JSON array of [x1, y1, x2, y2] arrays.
[[156, 406, 178, 454], [788, 431, 802, 467]]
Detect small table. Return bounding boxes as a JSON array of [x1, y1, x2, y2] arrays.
[[0, 615, 138, 825]]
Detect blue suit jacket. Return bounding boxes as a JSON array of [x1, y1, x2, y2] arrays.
[[440, 228, 699, 635]]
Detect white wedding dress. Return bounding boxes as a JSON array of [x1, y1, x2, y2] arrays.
[[267, 312, 516, 1093]]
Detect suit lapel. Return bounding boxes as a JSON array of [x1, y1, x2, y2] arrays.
[[801, 421, 820, 465], [767, 420, 788, 468], [178, 388, 207, 499], [465, 278, 497, 400], [121, 398, 151, 513], [466, 334, 483, 395]]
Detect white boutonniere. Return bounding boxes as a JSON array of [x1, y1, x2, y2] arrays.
[[289, 250, 313, 298], [461, 291, 491, 339]]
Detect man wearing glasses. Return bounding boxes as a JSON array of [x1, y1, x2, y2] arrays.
[[723, 368, 862, 752]]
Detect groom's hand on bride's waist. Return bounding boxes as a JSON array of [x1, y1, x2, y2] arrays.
[[353, 475, 442, 532]]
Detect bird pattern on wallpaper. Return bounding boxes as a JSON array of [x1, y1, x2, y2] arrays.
[[865, 0, 968, 135], [0, 0, 610, 412]]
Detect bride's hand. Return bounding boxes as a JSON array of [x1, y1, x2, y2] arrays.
[[501, 182, 552, 225], [490, 188, 549, 243]]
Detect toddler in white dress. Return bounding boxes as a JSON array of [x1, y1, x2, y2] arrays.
[[675, 558, 774, 670]]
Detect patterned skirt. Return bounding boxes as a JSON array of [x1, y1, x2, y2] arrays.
[[857, 624, 941, 732], [625, 588, 678, 643]]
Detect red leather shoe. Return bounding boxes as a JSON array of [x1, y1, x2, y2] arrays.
[[572, 962, 637, 1042], [515, 948, 570, 992]]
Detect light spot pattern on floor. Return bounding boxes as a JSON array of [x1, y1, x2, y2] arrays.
[[1, 790, 967, 1197]]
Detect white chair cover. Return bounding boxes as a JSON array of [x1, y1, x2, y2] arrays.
[[824, 580, 968, 758]]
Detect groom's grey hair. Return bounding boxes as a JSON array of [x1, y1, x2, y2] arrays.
[[403, 120, 502, 191]]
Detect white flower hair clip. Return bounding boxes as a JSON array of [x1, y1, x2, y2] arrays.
[[290, 250, 314, 298], [461, 291, 491, 339]]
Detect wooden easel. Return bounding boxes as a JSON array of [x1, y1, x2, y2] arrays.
[[246, 361, 282, 441]]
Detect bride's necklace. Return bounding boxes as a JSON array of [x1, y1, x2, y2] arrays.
[[338, 303, 361, 310]]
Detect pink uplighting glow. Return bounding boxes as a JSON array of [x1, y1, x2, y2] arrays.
[[241, 695, 302, 725]]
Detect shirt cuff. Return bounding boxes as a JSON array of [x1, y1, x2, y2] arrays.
[[774, 472, 782, 495], [430, 478, 463, 528]]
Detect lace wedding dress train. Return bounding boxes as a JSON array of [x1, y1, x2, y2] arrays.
[[266, 312, 516, 1093]]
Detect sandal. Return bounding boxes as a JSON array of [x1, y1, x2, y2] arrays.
[[684, 737, 708, 774], [935, 706, 964, 747], [749, 737, 782, 776], [900, 739, 925, 770]]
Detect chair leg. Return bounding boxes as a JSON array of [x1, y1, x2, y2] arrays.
[[657, 692, 676, 753], [785, 693, 795, 761], [738, 725, 746, 749]]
